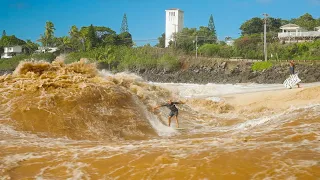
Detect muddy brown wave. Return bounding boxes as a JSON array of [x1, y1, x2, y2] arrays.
[[0, 60, 319, 179]]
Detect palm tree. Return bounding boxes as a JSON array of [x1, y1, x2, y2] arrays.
[[69, 25, 79, 38], [69, 25, 81, 51], [24, 40, 39, 54], [96, 48, 115, 70], [44, 21, 55, 46]]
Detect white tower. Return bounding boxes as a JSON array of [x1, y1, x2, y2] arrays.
[[165, 8, 184, 48]]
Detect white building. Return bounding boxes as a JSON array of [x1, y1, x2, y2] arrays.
[[1, 46, 23, 59], [225, 36, 234, 46], [34, 47, 59, 53], [278, 24, 320, 43], [165, 8, 184, 47]]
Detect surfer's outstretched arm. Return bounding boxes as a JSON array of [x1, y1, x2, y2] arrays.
[[179, 100, 186, 104], [180, 100, 187, 104], [153, 105, 164, 111]]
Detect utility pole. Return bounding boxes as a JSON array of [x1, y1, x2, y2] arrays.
[[196, 35, 198, 58], [173, 24, 177, 47], [262, 13, 269, 61]]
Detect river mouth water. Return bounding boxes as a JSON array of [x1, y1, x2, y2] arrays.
[[0, 60, 319, 179]]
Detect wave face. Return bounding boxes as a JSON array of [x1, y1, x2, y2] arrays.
[[0, 60, 176, 140]]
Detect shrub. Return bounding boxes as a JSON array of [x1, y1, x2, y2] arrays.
[[198, 44, 220, 57], [157, 54, 180, 71], [0, 54, 30, 71], [31, 53, 56, 62], [251, 61, 273, 71]]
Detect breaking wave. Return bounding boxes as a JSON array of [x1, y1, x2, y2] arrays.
[[0, 60, 178, 140]]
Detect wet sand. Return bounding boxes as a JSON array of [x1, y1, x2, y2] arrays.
[[222, 85, 320, 114]]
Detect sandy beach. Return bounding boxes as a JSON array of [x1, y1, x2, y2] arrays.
[[222, 85, 320, 115]]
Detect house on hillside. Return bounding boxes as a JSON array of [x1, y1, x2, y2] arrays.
[[278, 24, 320, 43], [1, 46, 23, 59], [34, 47, 59, 53]]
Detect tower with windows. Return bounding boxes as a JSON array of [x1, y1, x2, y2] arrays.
[[165, 8, 184, 47]]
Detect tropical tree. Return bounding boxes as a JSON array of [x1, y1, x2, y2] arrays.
[[0, 35, 26, 46], [96, 47, 116, 70], [117, 32, 133, 47], [240, 17, 264, 35], [173, 26, 218, 52], [69, 25, 80, 38], [69, 25, 81, 51], [38, 21, 56, 46], [79, 25, 116, 49], [233, 34, 264, 59], [2, 30, 6, 37], [87, 24, 97, 50], [156, 33, 165, 48], [54, 36, 72, 53], [267, 18, 282, 32], [45, 21, 55, 46], [23, 40, 39, 54], [208, 14, 217, 42], [291, 13, 319, 30], [197, 26, 215, 45], [173, 28, 197, 52]]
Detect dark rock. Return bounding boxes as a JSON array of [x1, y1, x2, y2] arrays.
[[113, 62, 320, 84]]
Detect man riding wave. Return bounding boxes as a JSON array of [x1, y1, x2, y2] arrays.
[[153, 99, 185, 128]]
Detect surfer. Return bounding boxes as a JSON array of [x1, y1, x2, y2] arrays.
[[153, 99, 185, 128], [289, 60, 300, 88]]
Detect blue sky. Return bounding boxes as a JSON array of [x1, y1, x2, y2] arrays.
[[1, 0, 319, 46]]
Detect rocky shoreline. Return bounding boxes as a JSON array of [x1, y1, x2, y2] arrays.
[[133, 61, 320, 84], [1, 61, 319, 84]]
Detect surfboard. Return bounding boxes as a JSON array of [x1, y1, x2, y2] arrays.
[[283, 74, 301, 89], [175, 128, 186, 130]]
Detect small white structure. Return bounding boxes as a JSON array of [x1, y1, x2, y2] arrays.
[[1, 46, 23, 59], [278, 24, 320, 43], [165, 8, 184, 47], [316, 26, 320, 32], [35, 47, 59, 53], [225, 37, 234, 46]]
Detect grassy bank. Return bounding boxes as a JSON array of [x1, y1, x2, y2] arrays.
[[0, 53, 56, 71]]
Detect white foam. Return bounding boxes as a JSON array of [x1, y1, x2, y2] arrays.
[[151, 82, 320, 99], [144, 110, 177, 136], [131, 96, 177, 137], [99, 69, 144, 82]]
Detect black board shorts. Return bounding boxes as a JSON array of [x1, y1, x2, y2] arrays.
[[169, 110, 178, 117], [290, 67, 294, 75]]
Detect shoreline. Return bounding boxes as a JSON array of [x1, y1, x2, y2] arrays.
[[154, 81, 320, 118], [152, 81, 320, 99], [221, 84, 320, 115]]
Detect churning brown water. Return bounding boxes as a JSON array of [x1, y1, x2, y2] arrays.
[[0, 60, 319, 179]]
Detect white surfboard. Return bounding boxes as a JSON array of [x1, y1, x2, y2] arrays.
[[283, 74, 301, 89]]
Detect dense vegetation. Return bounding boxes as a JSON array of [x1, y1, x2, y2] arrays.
[[65, 45, 179, 72], [0, 13, 319, 73], [0, 53, 55, 71], [156, 13, 320, 60]]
